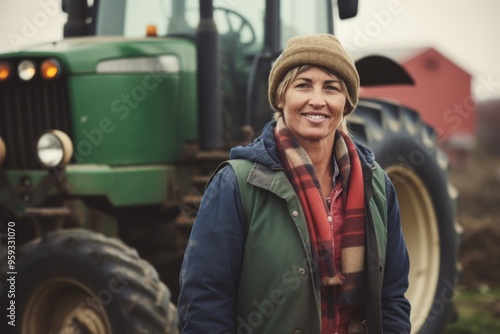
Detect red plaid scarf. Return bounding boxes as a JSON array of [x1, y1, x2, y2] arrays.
[[274, 119, 366, 305]]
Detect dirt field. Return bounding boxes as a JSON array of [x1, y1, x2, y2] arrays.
[[449, 147, 500, 288]]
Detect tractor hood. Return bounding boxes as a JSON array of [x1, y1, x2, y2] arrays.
[[0, 36, 194, 74]]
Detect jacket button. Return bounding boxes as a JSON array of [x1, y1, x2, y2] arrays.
[[292, 210, 299, 217], [298, 267, 306, 275]]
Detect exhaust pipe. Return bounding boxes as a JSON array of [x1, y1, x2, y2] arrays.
[[197, 0, 222, 150]]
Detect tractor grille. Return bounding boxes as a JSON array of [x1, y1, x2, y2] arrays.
[[0, 58, 72, 170]]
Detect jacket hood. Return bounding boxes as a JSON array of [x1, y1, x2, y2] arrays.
[[355, 140, 376, 168], [230, 121, 376, 169], [230, 121, 284, 170]]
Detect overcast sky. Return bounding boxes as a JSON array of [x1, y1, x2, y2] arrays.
[[1, 0, 499, 101], [336, 0, 500, 102]]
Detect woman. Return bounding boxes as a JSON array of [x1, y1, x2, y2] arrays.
[[178, 34, 411, 334]]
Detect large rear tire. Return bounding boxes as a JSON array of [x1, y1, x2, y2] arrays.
[[350, 98, 460, 333], [118, 208, 183, 303], [0, 229, 178, 334]]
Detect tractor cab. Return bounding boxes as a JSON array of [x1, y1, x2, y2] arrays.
[[63, 0, 345, 144]]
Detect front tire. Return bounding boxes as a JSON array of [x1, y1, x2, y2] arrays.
[[350, 98, 460, 333], [0, 229, 178, 334]]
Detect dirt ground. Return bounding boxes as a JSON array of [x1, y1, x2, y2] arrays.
[[449, 146, 500, 288]]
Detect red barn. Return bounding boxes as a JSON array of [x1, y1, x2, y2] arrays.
[[357, 47, 476, 152]]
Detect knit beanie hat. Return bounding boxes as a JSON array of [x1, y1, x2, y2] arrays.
[[268, 34, 359, 115]]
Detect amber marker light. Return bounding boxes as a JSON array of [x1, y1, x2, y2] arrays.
[[41, 59, 61, 80], [0, 62, 10, 81], [0, 137, 6, 166], [146, 24, 158, 37]]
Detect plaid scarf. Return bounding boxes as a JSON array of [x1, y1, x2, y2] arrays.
[[274, 118, 366, 305]]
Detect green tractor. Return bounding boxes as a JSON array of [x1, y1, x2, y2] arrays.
[[0, 0, 459, 333]]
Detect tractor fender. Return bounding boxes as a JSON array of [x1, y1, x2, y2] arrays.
[[355, 55, 414, 87]]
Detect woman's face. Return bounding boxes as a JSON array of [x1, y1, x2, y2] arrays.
[[281, 67, 346, 147]]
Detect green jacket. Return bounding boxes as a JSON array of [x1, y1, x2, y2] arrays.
[[228, 159, 387, 334]]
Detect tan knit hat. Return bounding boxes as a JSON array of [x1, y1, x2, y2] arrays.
[[268, 34, 359, 115]]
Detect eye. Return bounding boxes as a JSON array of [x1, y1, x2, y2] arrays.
[[326, 84, 341, 91], [295, 82, 309, 88]]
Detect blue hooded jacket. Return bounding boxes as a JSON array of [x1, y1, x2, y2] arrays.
[[178, 121, 411, 333]]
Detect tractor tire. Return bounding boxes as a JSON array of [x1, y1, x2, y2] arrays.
[[0, 229, 178, 334], [117, 209, 183, 304], [350, 98, 460, 334]]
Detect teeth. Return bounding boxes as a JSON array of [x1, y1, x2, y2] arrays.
[[306, 114, 325, 120]]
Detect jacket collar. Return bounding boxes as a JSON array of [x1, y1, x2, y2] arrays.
[[230, 120, 376, 170]]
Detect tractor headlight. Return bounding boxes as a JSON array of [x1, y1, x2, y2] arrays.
[[0, 137, 6, 166], [0, 62, 11, 81], [18, 60, 36, 81], [36, 130, 73, 168], [41, 58, 61, 80]]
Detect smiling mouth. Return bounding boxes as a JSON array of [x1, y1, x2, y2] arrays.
[[304, 114, 328, 120]]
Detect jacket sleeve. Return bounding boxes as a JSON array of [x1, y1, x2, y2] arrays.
[[177, 165, 246, 334], [381, 174, 412, 333]]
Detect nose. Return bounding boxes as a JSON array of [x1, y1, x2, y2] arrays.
[[308, 87, 326, 109]]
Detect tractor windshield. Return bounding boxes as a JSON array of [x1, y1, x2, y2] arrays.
[[279, 0, 331, 48], [94, 0, 332, 50]]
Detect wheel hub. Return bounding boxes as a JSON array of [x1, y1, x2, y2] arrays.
[[22, 278, 111, 334]]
